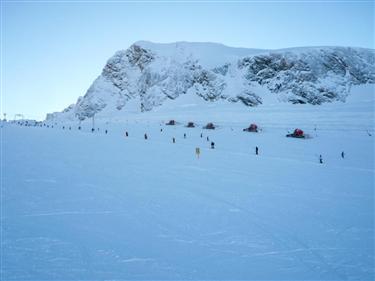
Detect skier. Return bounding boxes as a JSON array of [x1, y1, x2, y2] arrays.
[[200, 133, 203, 138], [255, 146, 259, 155], [78, 126, 81, 130], [319, 155, 323, 164], [211, 142, 215, 149], [91, 128, 95, 133], [196, 147, 200, 159], [125, 131, 129, 137], [105, 129, 108, 134], [173, 137, 175, 143], [144, 133, 148, 140], [184, 133, 186, 139], [62, 126, 65, 130], [160, 128, 163, 132], [207, 136, 209, 142], [341, 151, 345, 159]]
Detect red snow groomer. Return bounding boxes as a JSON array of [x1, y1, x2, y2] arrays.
[[286, 128, 305, 138], [186, 122, 195, 128], [243, 123, 258, 132], [203, 122, 215, 129], [166, 120, 176, 125]]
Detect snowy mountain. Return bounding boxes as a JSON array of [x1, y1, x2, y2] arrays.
[[46, 41, 375, 121]]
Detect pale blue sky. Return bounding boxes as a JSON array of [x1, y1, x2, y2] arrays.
[[1, 0, 374, 120]]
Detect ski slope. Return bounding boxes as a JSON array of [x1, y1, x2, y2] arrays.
[[1, 86, 374, 280]]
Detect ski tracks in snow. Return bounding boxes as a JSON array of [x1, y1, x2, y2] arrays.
[[177, 184, 350, 280]]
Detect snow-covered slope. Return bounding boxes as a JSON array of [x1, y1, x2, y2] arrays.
[[3, 83, 374, 279], [46, 41, 375, 122], [133, 41, 267, 68]]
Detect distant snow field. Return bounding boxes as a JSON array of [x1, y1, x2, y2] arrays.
[[1, 85, 374, 280]]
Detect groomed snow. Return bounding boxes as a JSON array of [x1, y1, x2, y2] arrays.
[[1, 85, 374, 280]]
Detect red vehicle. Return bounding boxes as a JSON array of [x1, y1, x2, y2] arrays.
[[286, 128, 305, 138], [243, 123, 258, 132]]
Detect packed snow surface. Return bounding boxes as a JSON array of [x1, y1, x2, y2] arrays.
[[2, 85, 374, 280]]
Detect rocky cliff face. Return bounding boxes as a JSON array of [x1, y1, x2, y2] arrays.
[[239, 48, 374, 104], [46, 42, 375, 121]]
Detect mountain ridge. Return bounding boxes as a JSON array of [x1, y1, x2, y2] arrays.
[[46, 41, 375, 122]]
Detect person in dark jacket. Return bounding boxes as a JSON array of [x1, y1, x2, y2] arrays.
[[144, 133, 148, 140], [319, 155, 323, 164], [211, 142, 215, 149], [341, 151, 345, 159], [255, 146, 259, 155]]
